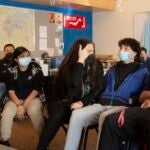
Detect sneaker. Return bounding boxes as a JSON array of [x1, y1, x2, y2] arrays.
[[0, 140, 10, 146]]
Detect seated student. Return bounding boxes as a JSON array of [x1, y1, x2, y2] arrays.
[[140, 47, 150, 72], [37, 38, 104, 150], [98, 77, 150, 150], [0, 46, 44, 146], [0, 44, 15, 107], [64, 38, 149, 150]]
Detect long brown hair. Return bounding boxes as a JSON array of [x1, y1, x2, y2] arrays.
[[52, 38, 103, 100]]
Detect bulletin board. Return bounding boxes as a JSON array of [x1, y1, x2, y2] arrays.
[[35, 11, 63, 57]]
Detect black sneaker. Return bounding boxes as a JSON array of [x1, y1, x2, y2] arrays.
[[0, 140, 10, 146]]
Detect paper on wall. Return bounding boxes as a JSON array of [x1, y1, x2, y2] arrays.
[[47, 48, 55, 57], [55, 38, 60, 48], [58, 48, 63, 55], [39, 38, 47, 51], [39, 26, 47, 38]]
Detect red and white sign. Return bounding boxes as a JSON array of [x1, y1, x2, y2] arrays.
[[64, 15, 86, 29]]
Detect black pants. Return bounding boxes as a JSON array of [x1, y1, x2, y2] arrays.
[[37, 101, 71, 150], [98, 107, 150, 150]]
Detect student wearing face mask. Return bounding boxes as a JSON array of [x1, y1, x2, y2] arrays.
[[63, 38, 149, 150], [0, 46, 44, 146], [37, 38, 104, 150], [0, 44, 15, 108]]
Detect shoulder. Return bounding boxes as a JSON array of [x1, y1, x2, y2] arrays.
[[29, 62, 42, 76], [30, 61, 41, 68], [29, 61, 41, 70]]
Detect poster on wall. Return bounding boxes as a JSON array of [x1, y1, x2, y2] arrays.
[[64, 15, 86, 29], [0, 5, 35, 51], [48, 12, 63, 25]]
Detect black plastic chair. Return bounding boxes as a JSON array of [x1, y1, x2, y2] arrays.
[[62, 123, 98, 150]]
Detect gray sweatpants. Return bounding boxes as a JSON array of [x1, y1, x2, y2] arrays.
[[64, 103, 127, 150], [0, 98, 44, 140]]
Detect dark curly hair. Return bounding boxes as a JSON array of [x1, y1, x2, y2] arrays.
[[118, 38, 141, 63]]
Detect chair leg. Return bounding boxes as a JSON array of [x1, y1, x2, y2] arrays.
[[62, 124, 68, 135], [78, 127, 89, 150], [79, 125, 98, 150]]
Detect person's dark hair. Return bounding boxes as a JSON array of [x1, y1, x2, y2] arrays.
[[52, 38, 100, 100], [141, 47, 147, 53], [59, 38, 95, 73], [118, 38, 141, 63], [3, 44, 15, 51], [13, 46, 30, 59], [41, 52, 49, 60]]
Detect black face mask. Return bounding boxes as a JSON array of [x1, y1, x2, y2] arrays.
[[4, 53, 14, 62], [85, 53, 96, 65]]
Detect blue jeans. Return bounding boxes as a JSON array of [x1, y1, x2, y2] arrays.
[[0, 83, 7, 106]]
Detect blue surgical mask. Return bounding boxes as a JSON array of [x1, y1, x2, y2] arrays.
[[18, 57, 31, 67], [119, 50, 131, 62]]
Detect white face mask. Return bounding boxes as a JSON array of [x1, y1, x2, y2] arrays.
[[18, 57, 31, 67], [119, 50, 131, 62]]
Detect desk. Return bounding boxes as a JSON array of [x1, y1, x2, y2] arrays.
[[0, 144, 17, 150]]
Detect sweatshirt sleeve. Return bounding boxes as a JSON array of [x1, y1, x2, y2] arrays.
[[81, 60, 104, 106], [32, 68, 45, 93], [65, 62, 84, 103]]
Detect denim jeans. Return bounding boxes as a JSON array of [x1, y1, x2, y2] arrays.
[[0, 83, 7, 106]]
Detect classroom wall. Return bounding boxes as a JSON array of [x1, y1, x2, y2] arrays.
[[0, 0, 92, 58], [93, 0, 150, 59]]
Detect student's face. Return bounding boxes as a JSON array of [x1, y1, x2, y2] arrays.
[[16, 51, 31, 68], [86, 43, 95, 54], [4, 46, 14, 55], [140, 50, 147, 58], [119, 45, 137, 60]]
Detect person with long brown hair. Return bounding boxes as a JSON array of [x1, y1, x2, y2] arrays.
[[37, 38, 104, 150]]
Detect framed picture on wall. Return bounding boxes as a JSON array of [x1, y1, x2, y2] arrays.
[[48, 12, 63, 25]]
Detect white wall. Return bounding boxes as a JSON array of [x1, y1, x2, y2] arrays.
[[93, 0, 150, 59]]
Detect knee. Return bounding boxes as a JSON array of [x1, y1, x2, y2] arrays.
[[71, 109, 86, 123], [28, 101, 43, 115], [2, 107, 16, 119], [2, 103, 17, 118], [28, 106, 42, 116]]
